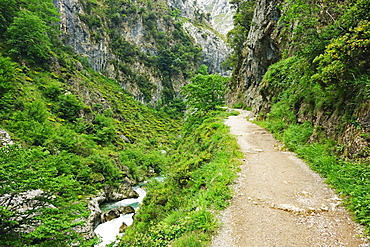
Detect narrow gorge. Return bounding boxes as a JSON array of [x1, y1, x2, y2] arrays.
[[1, 0, 370, 246]]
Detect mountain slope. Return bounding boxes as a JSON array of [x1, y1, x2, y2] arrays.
[[54, 0, 233, 105]]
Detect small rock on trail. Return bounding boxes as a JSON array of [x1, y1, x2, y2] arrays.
[[212, 109, 369, 247]]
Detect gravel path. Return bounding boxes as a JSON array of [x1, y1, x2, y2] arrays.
[[212, 109, 369, 247]]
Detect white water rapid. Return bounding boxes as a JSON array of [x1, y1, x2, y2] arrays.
[[94, 187, 147, 247]]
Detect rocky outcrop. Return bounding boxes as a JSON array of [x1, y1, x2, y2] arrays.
[[168, 0, 233, 75], [53, 0, 177, 104], [182, 22, 231, 76], [77, 178, 138, 240], [104, 183, 139, 202], [168, 0, 235, 35], [119, 222, 128, 233], [53, 0, 112, 72], [226, 0, 370, 158], [53, 0, 233, 104], [75, 192, 105, 240], [226, 0, 282, 110], [197, 0, 235, 36], [0, 128, 14, 146]]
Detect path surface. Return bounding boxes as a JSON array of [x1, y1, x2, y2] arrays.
[[212, 109, 369, 247]]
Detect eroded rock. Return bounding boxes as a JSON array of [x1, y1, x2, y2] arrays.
[[119, 222, 128, 233], [0, 128, 14, 146], [100, 206, 135, 223], [104, 179, 139, 202]]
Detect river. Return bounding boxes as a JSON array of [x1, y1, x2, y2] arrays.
[[94, 186, 146, 247]]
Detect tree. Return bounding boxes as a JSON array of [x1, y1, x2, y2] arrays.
[[0, 0, 17, 35], [182, 67, 228, 112], [5, 10, 53, 61]]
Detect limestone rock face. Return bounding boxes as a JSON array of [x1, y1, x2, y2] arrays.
[[168, 0, 235, 35], [53, 0, 234, 103], [52, 0, 112, 72], [168, 0, 233, 75], [226, 0, 282, 110], [0, 128, 13, 146], [53, 0, 178, 104], [182, 22, 231, 76], [196, 0, 235, 36]]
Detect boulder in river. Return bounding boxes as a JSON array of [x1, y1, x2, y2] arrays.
[[100, 206, 135, 222], [119, 222, 128, 233], [104, 178, 139, 202]]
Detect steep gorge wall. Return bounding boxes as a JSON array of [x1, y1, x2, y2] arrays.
[[53, 0, 166, 104], [53, 0, 233, 104], [226, 0, 282, 110], [53, 0, 111, 73], [168, 0, 233, 76], [227, 0, 370, 158]]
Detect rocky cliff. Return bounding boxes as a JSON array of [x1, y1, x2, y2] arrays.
[[168, 0, 233, 75], [182, 22, 230, 75], [226, 0, 282, 110], [53, 0, 176, 104], [226, 0, 370, 158], [197, 0, 235, 36], [53, 0, 233, 104]]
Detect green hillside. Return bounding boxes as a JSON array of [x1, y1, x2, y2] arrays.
[[0, 0, 238, 246]]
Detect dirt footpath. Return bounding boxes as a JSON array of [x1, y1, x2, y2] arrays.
[[212, 109, 369, 247]]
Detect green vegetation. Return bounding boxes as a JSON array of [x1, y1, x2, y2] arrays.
[[182, 65, 228, 114], [119, 109, 242, 247], [248, 0, 370, 234], [224, 0, 255, 70], [114, 65, 237, 246], [0, 52, 181, 245], [0, 0, 238, 245], [0, 0, 191, 245]]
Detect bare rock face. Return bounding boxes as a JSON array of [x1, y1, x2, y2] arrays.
[[168, 0, 233, 76], [182, 22, 231, 76], [74, 193, 105, 240], [52, 0, 112, 72], [227, 0, 282, 110], [196, 0, 235, 36], [168, 0, 235, 35], [53, 0, 233, 104], [0, 128, 14, 146], [77, 178, 138, 240]]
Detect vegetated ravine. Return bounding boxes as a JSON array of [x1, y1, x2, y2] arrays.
[[1, 0, 370, 246]]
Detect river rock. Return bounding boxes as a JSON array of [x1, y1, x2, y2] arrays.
[[119, 222, 128, 233], [104, 180, 139, 202], [74, 192, 105, 240], [101, 206, 135, 222]]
